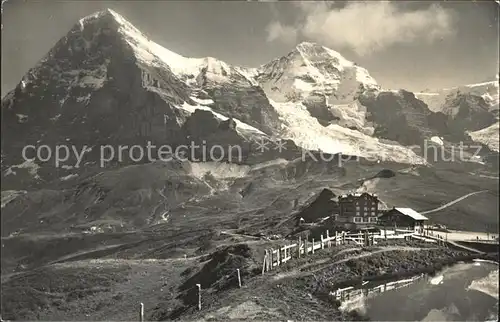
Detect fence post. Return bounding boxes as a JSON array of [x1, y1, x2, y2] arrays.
[[277, 247, 281, 266], [335, 231, 338, 246], [321, 234, 324, 249], [342, 231, 346, 245], [312, 238, 315, 254], [304, 238, 308, 256], [270, 248, 274, 269], [196, 284, 202, 311], [267, 249, 272, 271], [298, 236, 302, 258], [139, 302, 144, 322], [326, 230, 330, 248], [262, 250, 267, 275], [237, 268, 242, 288]]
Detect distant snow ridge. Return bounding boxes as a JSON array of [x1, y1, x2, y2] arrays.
[[415, 80, 499, 113]]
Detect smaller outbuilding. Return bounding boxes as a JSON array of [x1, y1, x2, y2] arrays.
[[378, 207, 428, 233]]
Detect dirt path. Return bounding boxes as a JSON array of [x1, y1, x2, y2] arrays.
[[272, 246, 436, 281], [220, 230, 262, 240], [420, 190, 489, 215], [46, 243, 131, 265], [420, 235, 486, 254]]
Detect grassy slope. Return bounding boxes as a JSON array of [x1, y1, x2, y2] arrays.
[[1, 158, 498, 320]]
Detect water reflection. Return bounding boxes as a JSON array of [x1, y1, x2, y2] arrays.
[[332, 262, 499, 321], [331, 274, 425, 312]]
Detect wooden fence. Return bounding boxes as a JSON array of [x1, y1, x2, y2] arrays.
[[262, 228, 417, 273]]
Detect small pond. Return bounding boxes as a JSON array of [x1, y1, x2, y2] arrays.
[[333, 260, 499, 321]]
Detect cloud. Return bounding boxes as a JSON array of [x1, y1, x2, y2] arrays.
[[266, 20, 298, 44], [265, 1, 455, 56], [291, 1, 330, 13]]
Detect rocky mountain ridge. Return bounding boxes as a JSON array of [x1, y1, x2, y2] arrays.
[[1, 8, 498, 190]]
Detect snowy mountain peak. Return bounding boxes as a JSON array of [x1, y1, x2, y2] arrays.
[[256, 42, 379, 104], [294, 41, 352, 68], [294, 41, 335, 58], [295, 41, 319, 48], [73, 9, 238, 87], [77, 8, 122, 26]]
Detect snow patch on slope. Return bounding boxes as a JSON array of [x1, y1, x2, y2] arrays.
[[16, 114, 28, 123], [188, 161, 251, 180], [467, 122, 500, 152], [467, 269, 499, 300], [178, 101, 266, 137], [430, 136, 444, 146], [1, 190, 27, 208], [3, 159, 41, 179], [60, 174, 79, 181], [330, 101, 374, 135]]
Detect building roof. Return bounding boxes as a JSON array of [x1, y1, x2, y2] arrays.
[[339, 192, 378, 199], [394, 208, 428, 221]]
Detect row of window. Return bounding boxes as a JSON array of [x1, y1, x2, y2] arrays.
[[356, 210, 376, 216], [353, 217, 378, 223], [341, 206, 377, 211], [356, 206, 376, 211], [342, 207, 377, 211]]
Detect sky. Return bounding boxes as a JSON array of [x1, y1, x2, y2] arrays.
[[1, 0, 499, 97]]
